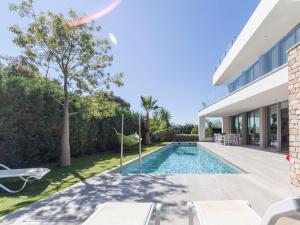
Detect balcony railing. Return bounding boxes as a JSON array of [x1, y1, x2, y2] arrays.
[[227, 24, 300, 93], [200, 24, 300, 111]]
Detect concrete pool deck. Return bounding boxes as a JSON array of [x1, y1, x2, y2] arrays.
[[0, 142, 300, 225]]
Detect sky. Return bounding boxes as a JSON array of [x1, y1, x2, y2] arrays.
[[0, 0, 260, 124]]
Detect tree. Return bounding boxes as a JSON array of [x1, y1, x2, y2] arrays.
[[157, 107, 171, 129], [190, 127, 198, 134], [140, 96, 159, 144], [9, 0, 123, 166]]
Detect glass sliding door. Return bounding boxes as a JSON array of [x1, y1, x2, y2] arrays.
[[247, 109, 260, 145], [280, 101, 289, 152], [267, 104, 278, 148], [232, 114, 242, 134]]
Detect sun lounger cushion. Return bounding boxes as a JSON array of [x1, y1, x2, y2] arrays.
[[194, 200, 261, 225], [82, 202, 154, 225]]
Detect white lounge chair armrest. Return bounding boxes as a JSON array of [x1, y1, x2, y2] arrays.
[[260, 197, 300, 225], [155, 203, 162, 225], [187, 202, 194, 225], [0, 164, 10, 170]]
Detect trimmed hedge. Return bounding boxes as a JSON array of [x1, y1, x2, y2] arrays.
[[173, 134, 199, 142], [0, 73, 140, 167]]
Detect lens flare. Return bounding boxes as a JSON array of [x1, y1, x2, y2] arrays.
[[68, 0, 122, 27], [109, 33, 118, 45]]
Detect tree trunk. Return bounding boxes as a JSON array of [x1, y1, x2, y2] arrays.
[[60, 74, 71, 167], [60, 103, 71, 166], [144, 131, 152, 145], [144, 111, 152, 145]]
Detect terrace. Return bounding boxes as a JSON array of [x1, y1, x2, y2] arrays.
[[0, 143, 299, 225]]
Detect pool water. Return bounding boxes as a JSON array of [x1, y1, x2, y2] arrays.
[[118, 144, 242, 174]]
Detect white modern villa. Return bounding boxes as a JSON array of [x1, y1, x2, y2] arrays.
[[198, 0, 300, 186]]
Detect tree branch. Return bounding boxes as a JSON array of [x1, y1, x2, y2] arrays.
[[44, 60, 64, 107], [69, 108, 89, 117]]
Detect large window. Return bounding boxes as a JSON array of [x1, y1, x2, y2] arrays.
[[232, 114, 242, 134], [267, 105, 278, 148], [247, 109, 260, 145], [228, 24, 300, 94]]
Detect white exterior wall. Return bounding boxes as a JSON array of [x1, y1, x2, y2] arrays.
[[198, 116, 206, 141], [222, 116, 232, 134]]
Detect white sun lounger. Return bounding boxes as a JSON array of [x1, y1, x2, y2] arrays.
[[0, 164, 50, 193], [82, 202, 162, 225], [187, 197, 300, 225]]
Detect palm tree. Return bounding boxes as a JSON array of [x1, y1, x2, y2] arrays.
[[158, 107, 172, 129], [141, 96, 159, 144]]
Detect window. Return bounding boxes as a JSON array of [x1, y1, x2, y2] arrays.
[[267, 105, 278, 148], [253, 61, 260, 79], [283, 32, 296, 63], [227, 24, 300, 94], [247, 109, 260, 145], [296, 26, 300, 43], [232, 114, 242, 134], [270, 46, 278, 70]]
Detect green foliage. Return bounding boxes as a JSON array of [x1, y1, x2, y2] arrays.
[[191, 127, 198, 134], [9, 1, 123, 93], [0, 62, 136, 167], [173, 134, 199, 142], [140, 96, 159, 144], [0, 69, 62, 167], [9, 0, 124, 165], [171, 123, 197, 134], [205, 119, 221, 138], [140, 96, 159, 113]]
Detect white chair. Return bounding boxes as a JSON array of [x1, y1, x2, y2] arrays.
[[225, 134, 236, 145], [0, 164, 50, 193], [82, 202, 162, 225], [187, 197, 300, 225]]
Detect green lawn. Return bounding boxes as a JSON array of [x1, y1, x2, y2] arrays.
[[0, 142, 169, 217]]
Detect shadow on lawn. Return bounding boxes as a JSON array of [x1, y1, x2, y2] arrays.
[[1, 173, 188, 224], [0, 143, 169, 217]]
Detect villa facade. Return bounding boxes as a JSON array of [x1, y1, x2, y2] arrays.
[[198, 0, 300, 186]]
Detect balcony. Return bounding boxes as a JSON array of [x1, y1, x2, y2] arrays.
[[200, 24, 300, 112], [227, 24, 300, 94]]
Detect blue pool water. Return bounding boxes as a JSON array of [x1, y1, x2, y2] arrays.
[[118, 144, 242, 174]]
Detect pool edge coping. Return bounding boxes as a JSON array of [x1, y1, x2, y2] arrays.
[[197, 143, 248, 174], [110, 142, 248, 175], [107, 142, 176, 174]]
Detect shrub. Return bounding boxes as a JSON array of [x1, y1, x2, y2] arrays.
[[190, 127, 198, 134], [173, 134, 199, 142], [0, 71, 139, 167]]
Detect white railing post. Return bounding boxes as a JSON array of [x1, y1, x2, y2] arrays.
[[139, 114, 142, 173]]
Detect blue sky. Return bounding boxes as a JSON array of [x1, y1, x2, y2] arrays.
[[0, 0, 260, 124]]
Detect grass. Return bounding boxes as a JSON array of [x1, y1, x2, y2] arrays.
[[0, 142, 169, 217]]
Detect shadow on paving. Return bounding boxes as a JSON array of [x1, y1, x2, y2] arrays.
[[0, 173, 188, 224]]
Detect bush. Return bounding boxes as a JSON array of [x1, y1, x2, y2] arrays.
[[171, 123, 197, 134], [173, 134, 199, 142], [0, 71, 140, 167], [190, 127, 198, 134], [151, 129, 173, 142], [0, 75, 62, 167]]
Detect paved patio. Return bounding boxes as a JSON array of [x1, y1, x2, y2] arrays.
[[0, 142, 300, 225]]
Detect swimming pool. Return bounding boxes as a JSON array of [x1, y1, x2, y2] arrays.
[[117, 143, 242, 174]]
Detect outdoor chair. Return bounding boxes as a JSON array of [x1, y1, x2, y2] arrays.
[[187, 197, 300, 225], [82, 202, 162, 225], [214, 134, 222, 143], [0, 164, 50, 193], [225, 134, 237, 145]]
